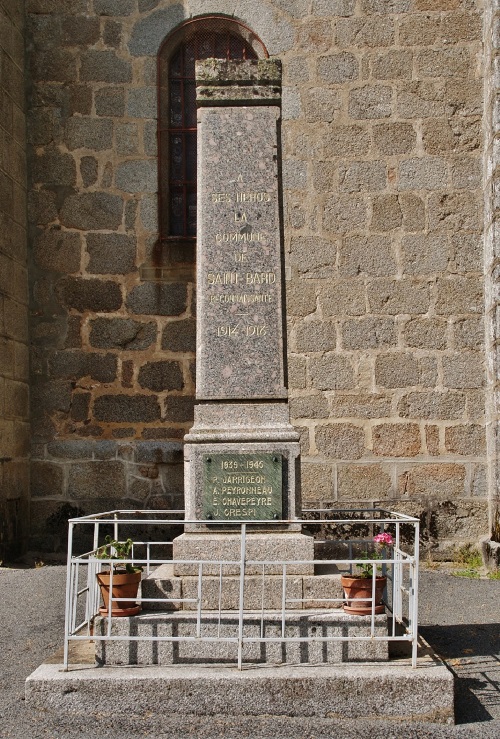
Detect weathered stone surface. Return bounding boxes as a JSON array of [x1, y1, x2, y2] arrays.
[[445, 425, 486, 456], [342, 318, 396, 349], [435, 277, 483, 316], [80, 51, 132, 83], [317, 53, 359, 84], [303, 88, 341, 123], [32, 147, 76, 186], [403, 318, 448, 350], [300, 462, 333, 501], [320, 281, 365, 317], [349, 85, 392, 119], [138, 361, 183, 392], [65, 117, 113, 150], [309, 355, 354, 391], [375, 354, 421, 388], [398, 464, 466, 499], [323, 125, 370, 157], [33, 230, 81, 273], [50, 351, 117, 382], [453, 317, 483, 350], [164, 396, 195, 423], [86, 233, 136, 274], [161, 319, 196, 353], [323, 196, 367, 234], [337, 464, 392, 501], [116, 160, 156, 193], [398, 392, 466, 420], [126, 283, 187, 317], [338, 236, 396, 277], [30, 460, 64, 498], [329, 393, 391, 419], [56, 277, 122, 312], [442, 354, 484, 389], [95, 87, 125, 117], [59, 192, 123, 230], [94, 395, 161, 423], [339, 160, 386, 193], [315, 423, 365, 460], [372, 423, 421, 457], [89, 318, 156, 350], [68, 461, 126, 500], [367, 279, 429, 315], [295, 321, 336, 353], [80, 156, 98, 186], [289, 395, 328, 419]]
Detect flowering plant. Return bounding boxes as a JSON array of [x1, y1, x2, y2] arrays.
[[356, 532, 394, 578]]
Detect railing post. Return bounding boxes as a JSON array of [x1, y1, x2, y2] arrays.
[[411, 519, 420, 668], [63, 521, 75, 671]]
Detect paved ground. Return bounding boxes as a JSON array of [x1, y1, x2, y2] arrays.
[[0, 563, 499, 738]]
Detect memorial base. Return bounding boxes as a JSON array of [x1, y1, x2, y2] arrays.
[[94, 611, 389, 666], [172, 532, 314, 575]]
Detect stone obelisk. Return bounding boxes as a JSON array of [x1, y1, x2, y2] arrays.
[[173, 59, 313, 571]]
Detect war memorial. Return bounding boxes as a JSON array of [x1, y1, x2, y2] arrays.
[[25, 49, 455, 726], [2, 0, 500, 726]]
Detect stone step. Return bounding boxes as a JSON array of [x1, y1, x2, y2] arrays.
[[26, 652, 455, 725], [141, 563, 345, 611], [94, 610, 388, 666]]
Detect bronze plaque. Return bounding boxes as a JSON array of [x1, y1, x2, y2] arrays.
[[202, 453, 282, 521]]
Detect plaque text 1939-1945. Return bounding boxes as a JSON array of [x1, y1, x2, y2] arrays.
[[202, 453, 283, 521]]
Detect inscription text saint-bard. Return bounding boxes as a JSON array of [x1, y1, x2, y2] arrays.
[[196, 106, 286, 400]]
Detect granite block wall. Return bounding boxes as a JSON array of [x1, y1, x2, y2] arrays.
[[24, 0, 492, 554], [0, 0, 29, 559]]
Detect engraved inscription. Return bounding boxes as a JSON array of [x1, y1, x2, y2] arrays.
[[197, 106, 286, 399], [202, 453, 282, 521]]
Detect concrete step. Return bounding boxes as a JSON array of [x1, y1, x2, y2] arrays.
[[26, 646, 454, 725], [94, 610, 389, 665], [141, 563, 345, 611]]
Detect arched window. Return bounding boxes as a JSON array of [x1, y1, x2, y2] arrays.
[[158, 18, 267, 244]]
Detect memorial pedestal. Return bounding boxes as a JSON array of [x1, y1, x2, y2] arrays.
[[176, 60, 313, 573]]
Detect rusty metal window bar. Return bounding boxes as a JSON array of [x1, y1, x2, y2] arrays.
[[158, 18, 267, 240]]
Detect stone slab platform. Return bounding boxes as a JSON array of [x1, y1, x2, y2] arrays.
[[172, 532, 314, 575], [25, 647, 454, 724], [94, 611, 388, 665], [141, 563, 344, 611]]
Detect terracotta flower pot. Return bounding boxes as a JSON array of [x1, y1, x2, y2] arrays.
[[96, 570, 142, 617], [340, 575, 386, 615]]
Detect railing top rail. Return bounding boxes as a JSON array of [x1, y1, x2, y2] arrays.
[[68, 509, 420, 525]]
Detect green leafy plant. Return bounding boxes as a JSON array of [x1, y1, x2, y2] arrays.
[[96, 535, 142, 574], [454, 568, 481, 579], [487, 569, 500, 580], [356, 533, 394, 578], [453, 543, 482, 569]]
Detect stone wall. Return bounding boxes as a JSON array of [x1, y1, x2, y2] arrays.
[[484, 0, 500, 544], [26, 0, 490, 555], [0, 0, 29, 560]]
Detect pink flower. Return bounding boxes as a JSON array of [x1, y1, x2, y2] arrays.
[[373, 532, 393, 546]]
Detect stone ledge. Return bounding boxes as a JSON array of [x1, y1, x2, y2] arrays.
[[94, 610, 389, 666], [141, 563, 345, 611], [25, 650, 454, 724]]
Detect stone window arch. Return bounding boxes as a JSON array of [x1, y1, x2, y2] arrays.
[[158, 17, 268, 245]]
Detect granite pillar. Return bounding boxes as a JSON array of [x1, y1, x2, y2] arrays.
[[174, 60, 313, 571]]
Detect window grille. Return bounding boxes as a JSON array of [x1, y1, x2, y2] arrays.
[[158, 18, 267, 240]]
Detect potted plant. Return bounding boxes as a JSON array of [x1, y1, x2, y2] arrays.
[[95, 535, 142, 617], [341, 532, 394, 615]]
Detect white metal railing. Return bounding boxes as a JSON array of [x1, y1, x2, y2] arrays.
[[63, 509, 419, 671]]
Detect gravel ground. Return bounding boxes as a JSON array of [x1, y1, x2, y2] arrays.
[[0, 564, 499, 739]]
